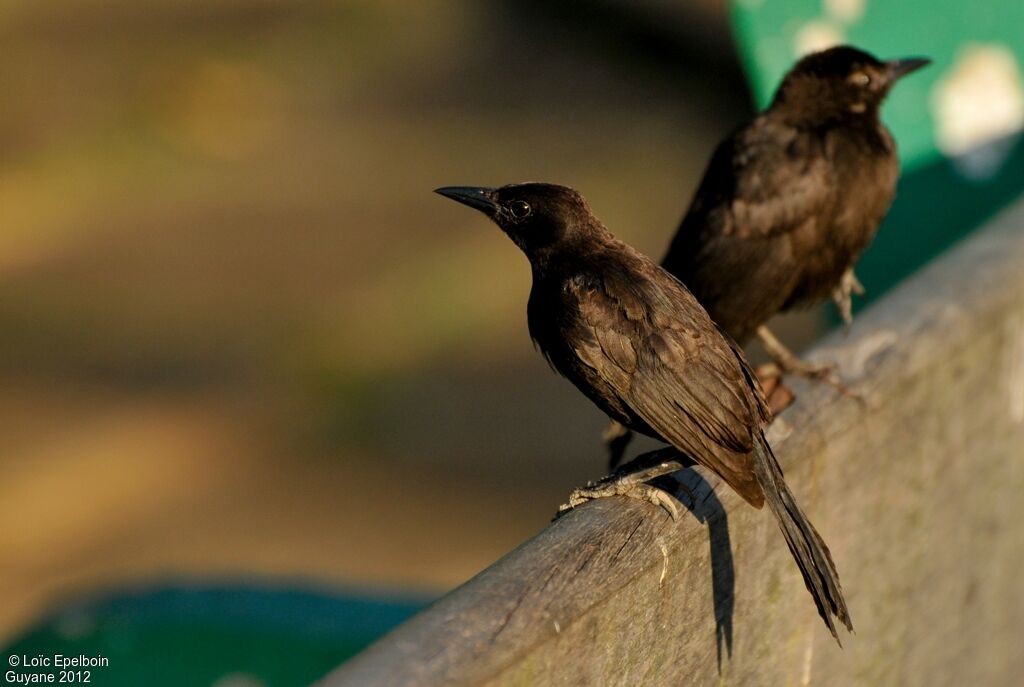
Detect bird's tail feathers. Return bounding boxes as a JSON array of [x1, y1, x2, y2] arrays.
[[752, 435, 852, 642]]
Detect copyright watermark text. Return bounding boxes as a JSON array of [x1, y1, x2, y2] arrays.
[[5, 654, 108, 683]]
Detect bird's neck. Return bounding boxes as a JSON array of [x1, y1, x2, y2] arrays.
[[526, 221, 613, 277], [771, 103, 883, 133]]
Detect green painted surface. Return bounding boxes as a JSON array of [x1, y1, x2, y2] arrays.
[[730, 0, 1024, 311], [731, 0, 1024, 171], [2, 585, 426, 687]]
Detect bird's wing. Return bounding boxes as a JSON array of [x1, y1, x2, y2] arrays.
[[570, 267, 766, 504], [691, 119, 831, 240]]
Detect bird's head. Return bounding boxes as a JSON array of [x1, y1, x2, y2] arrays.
[[771, 45, 930, 123], [435, 182, 599, 262]]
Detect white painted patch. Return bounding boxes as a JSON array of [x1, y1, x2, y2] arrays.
[[825, 0, 866, 24], [793, 20, 845, 57], [931, 44, 1024, 179], [1006, 315, 1024, 424]]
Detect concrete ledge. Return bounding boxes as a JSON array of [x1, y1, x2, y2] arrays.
[[318, 196, 1024, 686]]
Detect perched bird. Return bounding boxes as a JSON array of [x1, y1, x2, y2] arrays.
[[607, 46, 930, 467], [436, 182, 852, 640], [666, 45, 929, 346]]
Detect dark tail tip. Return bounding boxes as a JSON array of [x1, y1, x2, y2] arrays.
[[752, 436, 852, 642]]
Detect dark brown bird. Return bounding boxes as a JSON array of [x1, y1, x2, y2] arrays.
[[436, 182, 852, 640], [607, 46, 930, 467], [665, 45, 929, 345]]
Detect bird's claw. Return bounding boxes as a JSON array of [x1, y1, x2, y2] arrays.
[[556, 460, 685, 521], [799, 363, 865, 405], [768, 357, 863, 404], [787, 359, 847, 390], [792, 358, 839, 381], [756, 325, 861, 402], [559, 482, 680, 521]]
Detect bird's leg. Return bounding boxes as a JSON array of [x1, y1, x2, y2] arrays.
[[831, 268, 866, 330], [602, 420, 634, 470], [756, 325, 835, 379], [558, 451, 688, 520], [756, 325, 855, 398]]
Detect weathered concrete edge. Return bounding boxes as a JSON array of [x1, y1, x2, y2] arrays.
[[317, 195, 1024, 687]]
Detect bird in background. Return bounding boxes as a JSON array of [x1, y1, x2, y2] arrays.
[[436, 182, 852, 640], [605, 45, 930, 467]]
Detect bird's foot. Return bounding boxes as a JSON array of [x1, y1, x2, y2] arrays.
[[563, 483, 680, 520], [557, 460, 685, 521], [602, 420, 634, 471], [832, 269, 866, 330], [755, 325, 861, 402], [773, 356, 838, 381], [775, 358, 863, 404]]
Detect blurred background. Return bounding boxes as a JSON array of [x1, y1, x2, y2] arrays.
[[1, 0, 1021, 684]]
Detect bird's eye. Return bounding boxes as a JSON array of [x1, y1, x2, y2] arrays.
[[849, 71, 871, 87], [509, 200, 532, 218]]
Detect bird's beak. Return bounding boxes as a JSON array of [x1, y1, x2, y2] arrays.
[[886, 57, 931, 81], [435, 186, 499, 216]]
